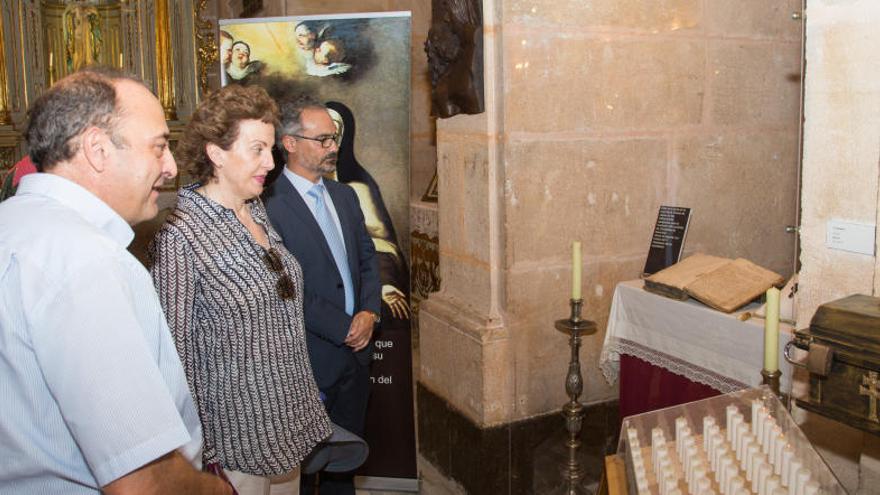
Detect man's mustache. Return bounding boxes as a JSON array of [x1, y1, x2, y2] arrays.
[[323, 152, 338, 163]]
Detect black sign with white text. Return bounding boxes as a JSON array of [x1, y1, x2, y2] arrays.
[[643, 206, 691, 275]]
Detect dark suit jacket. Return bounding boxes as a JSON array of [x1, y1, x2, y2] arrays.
[[263, 175, 381, 390]]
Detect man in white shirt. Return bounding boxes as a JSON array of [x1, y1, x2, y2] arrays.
[[0, 68, 231, 494]]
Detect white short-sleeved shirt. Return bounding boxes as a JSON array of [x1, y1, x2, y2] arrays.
[[0, 173, 202, 493]]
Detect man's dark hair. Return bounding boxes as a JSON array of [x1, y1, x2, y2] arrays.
[[24, 66, 143, 171], [276, 94, 326, 144]]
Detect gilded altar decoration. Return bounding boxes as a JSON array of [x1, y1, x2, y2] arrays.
[[63, 1, 103, 72], [155, 0, 175, 119], [194, 0, 218, 96], [0, 11, 10, 125], [0, 0, 206, 176]]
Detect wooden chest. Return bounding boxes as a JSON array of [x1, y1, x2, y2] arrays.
[[790, 294, 880, 436]]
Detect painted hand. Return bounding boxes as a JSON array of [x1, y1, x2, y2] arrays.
[[382, 285, 410, 319]]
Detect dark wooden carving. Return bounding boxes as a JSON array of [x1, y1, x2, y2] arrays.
[[424, 0, 484, 118]]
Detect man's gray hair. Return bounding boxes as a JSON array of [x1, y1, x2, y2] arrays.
[[276, 94, 327, 144], [24, 66, 145, 171]]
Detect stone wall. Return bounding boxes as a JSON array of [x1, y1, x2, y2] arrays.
[[421, 0, 803, 427], [795, 0, 880, 491]]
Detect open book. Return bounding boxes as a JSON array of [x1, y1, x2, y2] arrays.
[[644, 253, 784, 313]]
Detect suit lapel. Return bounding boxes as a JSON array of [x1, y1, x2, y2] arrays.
[[275, 178, 337, 269]]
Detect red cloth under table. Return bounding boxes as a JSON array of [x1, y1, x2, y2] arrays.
[[619, 354, 723, 420]]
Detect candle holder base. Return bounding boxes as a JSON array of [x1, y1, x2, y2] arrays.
[[761, 368, 787, 407], [555, 299, 598, 493]]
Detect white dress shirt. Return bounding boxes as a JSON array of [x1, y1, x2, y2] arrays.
[[0, 173, 202, 493]]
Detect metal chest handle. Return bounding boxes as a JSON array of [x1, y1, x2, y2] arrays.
[[784, 331, 810, 368], [784, 330, 833, 377]]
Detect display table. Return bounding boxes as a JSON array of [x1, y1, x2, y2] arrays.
[[600, 280, 794, 418]]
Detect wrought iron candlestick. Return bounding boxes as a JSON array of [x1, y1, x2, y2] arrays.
[[555, 298, 598, 494]]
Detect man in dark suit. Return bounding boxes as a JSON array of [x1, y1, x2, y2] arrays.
[[263, 95, 380, 495]]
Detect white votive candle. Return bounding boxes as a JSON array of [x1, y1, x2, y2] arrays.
[[803, 480, 819, 495], [718, 455, 734, 484], [762, 418, 775, 455], [765, 475, 782, 495], [751, 453, 767, 485], [685, 444, 698, 476], [660, 457, 672, 481], [727, 405, 738, 441], [787, 466, 802, 495], [726, 464, 739, 493], [664, 473, 677, 495], [738, 433, 754, 464], [795, 469, 811, 495], [787, 461, 803, 490], [745, 444, 760, 478], [757, 407, 769, 441], [752, 400, 762, 433], [780, 445, 795, 483], [732, 417, 745, 460], [628, 426, 639, 441], [715, 444, 730, 474], [694, 467, 708, 490], [759, 463, 775, 495], [729, 475, 746, 495], [772, 432, 785, 472], [754, 462, 771, 494], [653, 427, 666, 445], [676, 417, 688, 448], [697, 476, 711, 495]]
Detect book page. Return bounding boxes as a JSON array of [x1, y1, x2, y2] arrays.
[[685, 258, 784, 312], [645, 253, 731, 291]]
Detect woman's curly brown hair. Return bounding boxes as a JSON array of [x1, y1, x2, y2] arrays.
[[175, 84, 279, 183]]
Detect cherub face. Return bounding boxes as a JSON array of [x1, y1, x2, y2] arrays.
[[221, 38, 233, 65], [295, 24, 316, 50], [232, 43, 250, 68]]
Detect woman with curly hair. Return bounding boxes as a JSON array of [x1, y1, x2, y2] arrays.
[[149, 84, 332, 495]]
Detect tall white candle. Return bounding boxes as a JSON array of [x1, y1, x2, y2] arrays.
[[571, 241, 582, 300], [764, 287, 781, 372]]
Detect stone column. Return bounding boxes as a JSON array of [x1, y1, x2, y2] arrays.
[[419, 0, 513, 426]]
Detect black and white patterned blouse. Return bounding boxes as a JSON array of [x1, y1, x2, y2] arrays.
[[149, 184, 332, 476]]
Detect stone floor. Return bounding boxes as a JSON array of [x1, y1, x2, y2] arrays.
[[352, 323, 616, 495]]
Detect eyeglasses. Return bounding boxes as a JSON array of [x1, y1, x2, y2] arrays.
[[290, 133, 340, 149], [262, 248, 296, 300]]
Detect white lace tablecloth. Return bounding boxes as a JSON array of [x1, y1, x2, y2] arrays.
[[599, 280, 794, 394]]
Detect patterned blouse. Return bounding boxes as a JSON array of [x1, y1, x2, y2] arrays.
[[149, 185, 332, 476]]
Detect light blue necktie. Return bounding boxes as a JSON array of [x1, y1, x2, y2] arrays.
[[307, 184, 354, 315]]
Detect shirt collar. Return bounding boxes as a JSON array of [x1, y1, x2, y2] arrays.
[[283, 167, 325, 198], [16, 173, 134, 247]]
